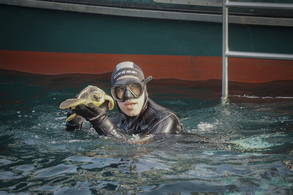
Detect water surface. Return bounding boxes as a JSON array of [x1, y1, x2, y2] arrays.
[[1, 70, 293, 194]]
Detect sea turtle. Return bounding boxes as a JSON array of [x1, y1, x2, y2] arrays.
[[59, 85, 114, 122]]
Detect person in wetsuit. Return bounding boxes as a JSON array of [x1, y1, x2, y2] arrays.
[[65, 61, 183, 143]]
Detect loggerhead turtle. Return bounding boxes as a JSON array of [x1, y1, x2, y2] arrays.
[[59, 85, 114, 122]]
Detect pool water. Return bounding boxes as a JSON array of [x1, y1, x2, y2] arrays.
[[1, 69, 293, 194]]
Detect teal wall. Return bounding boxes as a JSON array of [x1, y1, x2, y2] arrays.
[[0, 4, 293, 56]]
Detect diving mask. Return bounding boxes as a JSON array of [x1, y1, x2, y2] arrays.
[[111, 76, 152, 102]]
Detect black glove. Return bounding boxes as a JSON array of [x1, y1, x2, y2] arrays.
[[73, 101, 115, 135], [66, 109, 84, 131], [73, 102, 107, 122]]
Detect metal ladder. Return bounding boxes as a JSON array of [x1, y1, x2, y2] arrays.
[[222, 0, 293, 103]]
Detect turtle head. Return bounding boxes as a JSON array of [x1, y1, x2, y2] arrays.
[[92, 91, 103, 103]]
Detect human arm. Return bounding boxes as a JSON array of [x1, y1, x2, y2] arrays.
[[72, 102, 183, 143], [71, 103, 135, 141]]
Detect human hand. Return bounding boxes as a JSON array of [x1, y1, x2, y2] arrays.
[[66, 109, 84, 125], [73, 101, 108, 122]]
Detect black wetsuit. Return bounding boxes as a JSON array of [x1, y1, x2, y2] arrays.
[[66, 97, 183, 143]]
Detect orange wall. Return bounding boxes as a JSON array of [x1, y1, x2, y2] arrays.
[[1, 50, 293, 83]]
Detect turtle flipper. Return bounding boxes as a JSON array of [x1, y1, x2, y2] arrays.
[[59, 99, 86, 109], [66, 113, 77, 122], [104, 94, 114, 110]]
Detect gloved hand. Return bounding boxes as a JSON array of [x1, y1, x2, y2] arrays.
[[73, 101, 108, 122], [73, 101, 114, 135], [66, 109, 84, 131]]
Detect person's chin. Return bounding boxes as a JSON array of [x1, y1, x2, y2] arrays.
[[124, 105, 139, 116], [119, 100, 142, 116]]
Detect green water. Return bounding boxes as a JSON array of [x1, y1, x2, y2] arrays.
[[1, 70, 293, 194]]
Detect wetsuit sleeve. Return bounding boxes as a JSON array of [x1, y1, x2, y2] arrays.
[[66, 121, 83, 131]]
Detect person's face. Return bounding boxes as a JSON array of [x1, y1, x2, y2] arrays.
[[114, 76, 145, 117], [117, 92, 145, 117]]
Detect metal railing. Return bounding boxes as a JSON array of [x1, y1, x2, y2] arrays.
[[222, 0, 293, 103]]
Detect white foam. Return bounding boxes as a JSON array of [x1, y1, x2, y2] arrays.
[[231, 133, 285, 150], [197, 120, 221, 132], [231, 95, 293, 99], [197, 122, 214, 131]]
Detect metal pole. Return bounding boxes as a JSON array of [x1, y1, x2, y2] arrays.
[[226, 51, 293, 61], [225, 1, 293, 9], [222, 0, 229, 103]]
